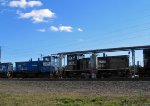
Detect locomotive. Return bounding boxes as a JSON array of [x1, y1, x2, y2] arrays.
[[0, 46, 150, 79], [64, 54, 130, 78], [97, 55, 130, 78], [9, 56, 56, 78]]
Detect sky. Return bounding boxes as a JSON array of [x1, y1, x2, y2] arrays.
[[0, 0, 150, 63]]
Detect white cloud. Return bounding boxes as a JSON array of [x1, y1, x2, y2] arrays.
[[77, 28, 83, 32], [59, 26, 73, 32], [49, 25, 73, 32], [9, 0, 42, 8], [37, 28, 46, 32], [50, 26, 59, 32], [18, 9, 55, 23]]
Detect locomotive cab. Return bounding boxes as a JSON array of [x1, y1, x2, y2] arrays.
[[65, 54, 91, 78], [0, 62, 13, 78]]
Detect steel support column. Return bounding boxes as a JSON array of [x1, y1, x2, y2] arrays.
[[90, 53, 97, 78], [64, 55, 65, 67], [131, 49, 136, 76], [58, 55, 63, 68]]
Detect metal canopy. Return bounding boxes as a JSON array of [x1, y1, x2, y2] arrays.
[[57, 45, 150, 55]]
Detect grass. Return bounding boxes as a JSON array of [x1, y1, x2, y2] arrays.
[[0, 92, 149, 106]]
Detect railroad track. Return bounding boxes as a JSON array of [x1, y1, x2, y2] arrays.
[[0, 78, 150, 81]]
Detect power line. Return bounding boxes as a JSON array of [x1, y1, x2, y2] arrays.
[[2, 21, 150, 56]]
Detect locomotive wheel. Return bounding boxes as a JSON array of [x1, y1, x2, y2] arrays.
[[7, 71, 13, 78]]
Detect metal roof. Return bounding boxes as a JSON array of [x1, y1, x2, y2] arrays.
[[56, 45, 150, 55]]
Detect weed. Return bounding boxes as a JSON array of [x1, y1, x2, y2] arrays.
[[0, 92, 149, 106], [90, 97, 103, 105]]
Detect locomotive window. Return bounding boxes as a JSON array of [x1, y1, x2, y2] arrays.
[[68, 56, 76, 60], [18, 65, 22, 68], [45, 58, 50, 61], [2, 66, 6, 69]]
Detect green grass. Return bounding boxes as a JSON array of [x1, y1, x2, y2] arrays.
[[0, 92, 149, 106]]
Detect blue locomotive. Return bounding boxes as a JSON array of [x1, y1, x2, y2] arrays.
[[0, 62, 13, 78], [13, 56, 56, 78]]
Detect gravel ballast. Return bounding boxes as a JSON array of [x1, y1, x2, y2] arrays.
[[0, 80, 149, 96]]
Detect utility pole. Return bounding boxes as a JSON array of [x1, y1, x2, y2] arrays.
[[0, 46, 1, 63], [41, 54, 43, 60]]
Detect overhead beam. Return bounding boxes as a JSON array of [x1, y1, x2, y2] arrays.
[[56, 45, 150, 55]]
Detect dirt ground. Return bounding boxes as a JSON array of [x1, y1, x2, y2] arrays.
[[0, 80, 149, 97]]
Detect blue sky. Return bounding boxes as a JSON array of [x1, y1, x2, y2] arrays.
[[0, 0, 150, 63]]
